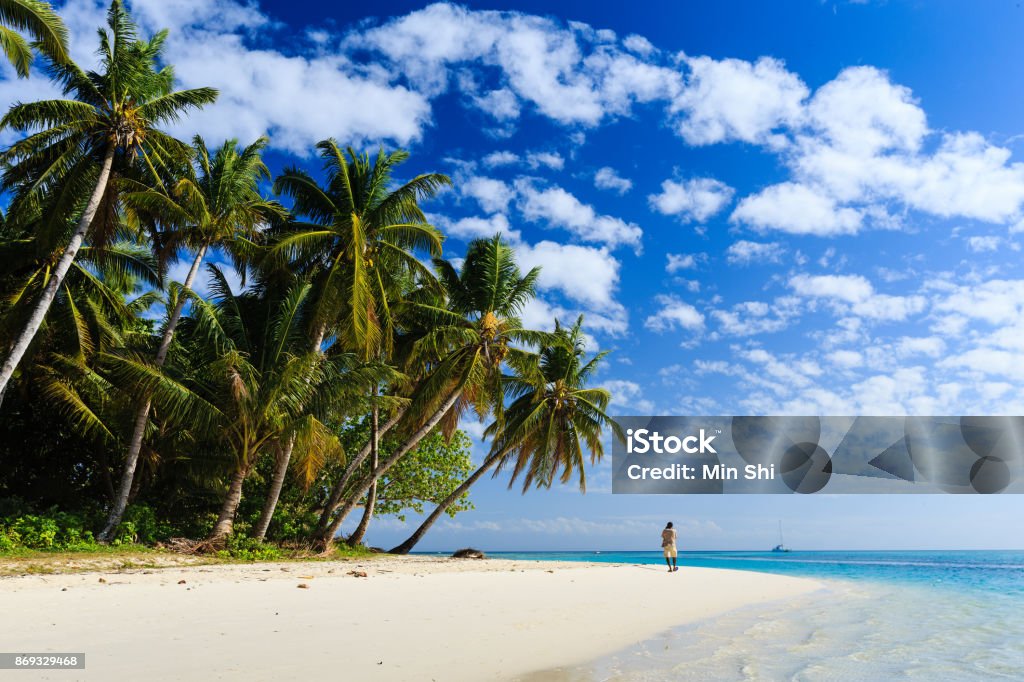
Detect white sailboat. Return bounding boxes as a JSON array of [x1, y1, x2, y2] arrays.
[[772, 520, 791, 553]]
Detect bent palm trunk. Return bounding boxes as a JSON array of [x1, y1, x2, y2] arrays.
[[251, 441, 292, 540], [389, 452, 501, 554], [208, 460, 255, 544], [318, 389, 461, 550], [313, 408, 404, 537], [251, 327, 327, 541], [98, 244, 208, 542], [0, 145, 116, 407], [346, 406, 379, 546]]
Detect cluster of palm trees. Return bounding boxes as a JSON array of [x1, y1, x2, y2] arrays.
[[0, 1, 623, 552]]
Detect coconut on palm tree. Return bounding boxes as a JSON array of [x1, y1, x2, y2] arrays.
[[390, 316, 623, 554], [0, 0, 217, 406], [0, 0, 68, 77]]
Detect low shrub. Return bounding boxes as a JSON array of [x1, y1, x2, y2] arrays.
[[215, 535, 284, 561]]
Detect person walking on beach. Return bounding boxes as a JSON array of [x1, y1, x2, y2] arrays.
[[662, 522, 678, 572]]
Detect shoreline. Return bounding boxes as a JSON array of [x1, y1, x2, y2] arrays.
[[2, 556, 823, 681]]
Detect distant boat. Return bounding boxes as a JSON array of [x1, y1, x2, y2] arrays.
[[772, 520, 791, 553]]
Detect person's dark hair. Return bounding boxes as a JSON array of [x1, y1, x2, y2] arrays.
[[666, 522, 673, 529]]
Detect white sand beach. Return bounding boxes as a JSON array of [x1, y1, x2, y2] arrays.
[[1, 556, 821, 681]]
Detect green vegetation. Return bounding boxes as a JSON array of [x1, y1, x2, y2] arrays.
[[0, 1, 622, 561]]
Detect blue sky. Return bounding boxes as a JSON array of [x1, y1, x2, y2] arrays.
[[4, 0, 1024, 550]]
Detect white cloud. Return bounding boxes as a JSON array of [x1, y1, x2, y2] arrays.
[[790, 274, 926, 321], [516, 181, 643, 250], [622, 34, 655, 56], [471, 87, 520, 121], [462, 176, 515, 213], [665, 253, 702, 273], [526, 151, 564, 170], [731, 182, 862, 236], [594, 166, 633, 194], [431, 213, 520, 243], [932, 279, 1024, 325], [711, 298, 799, 337], [600, 379, 655, 413], [966, 235, 1002, 253], [896, 336, 946, 358], [648, 177, 734, 222], [725, 240, 785, 265], [354, 2, 680, 127], [644, 295, 704, 333], [515, 241, 620, 308], [670, 55, 808, 147], [827, 350, 864, 369], [806, 66, 926, 155], [482, 150, 519, 167]]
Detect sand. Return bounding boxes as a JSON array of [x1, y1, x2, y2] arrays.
[[1, 556, 822, 681]]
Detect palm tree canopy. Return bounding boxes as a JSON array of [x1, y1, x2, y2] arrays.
[[123, 134, 286, 274], [489, 315, 625, 492], [0, 0, 69, 77], [404, 235, 546, 432], [271, 140, 449, 358], [0, 0, 218, 243]]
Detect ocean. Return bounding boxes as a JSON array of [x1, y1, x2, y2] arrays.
[[482, 550, 1024, 681]]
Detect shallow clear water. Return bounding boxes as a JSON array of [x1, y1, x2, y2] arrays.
[[469, 550, 1024, 681]]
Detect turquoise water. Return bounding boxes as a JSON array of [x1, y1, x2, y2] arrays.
[[477, 550, 1024, 680], [486, 549, 1024, 597]]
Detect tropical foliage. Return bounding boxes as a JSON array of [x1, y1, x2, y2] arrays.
[[0, 1, 621, 554]]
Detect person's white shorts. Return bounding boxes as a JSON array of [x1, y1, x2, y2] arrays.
[[663, 545, 677, 558]]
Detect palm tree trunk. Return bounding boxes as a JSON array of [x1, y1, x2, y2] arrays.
[[389, 452, 501, 554], [313, 407, 404, 537], [248, 325, 327, 541], [318, 389, 461, 550], [346, 404, 379, 546], [98, 244, 208, 542], [208, 461, 252, 544], [250, 441, 291, 541], [0, 145, 116, 407]]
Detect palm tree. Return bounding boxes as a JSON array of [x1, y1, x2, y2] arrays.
[[0, 0, 68, 77], [171, 268, 389, 543], [6, 237, 160, 447], [264, 142, 448, 540], [390, 316, 622, 553], [314, 235, 544, 548], [0, 0, 217, 405], [271, 141, 449, 357], [97, 136, 282, 541]]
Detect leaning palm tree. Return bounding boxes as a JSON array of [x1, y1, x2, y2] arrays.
[[314, 235, 544, 548], [0, 0, 217, 405], [390, 316, 623, 554], [261, 142, 447, 540], [0, 0, 68, 77], [96, 136, 281, 541], [33, 243, 160, 451]]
